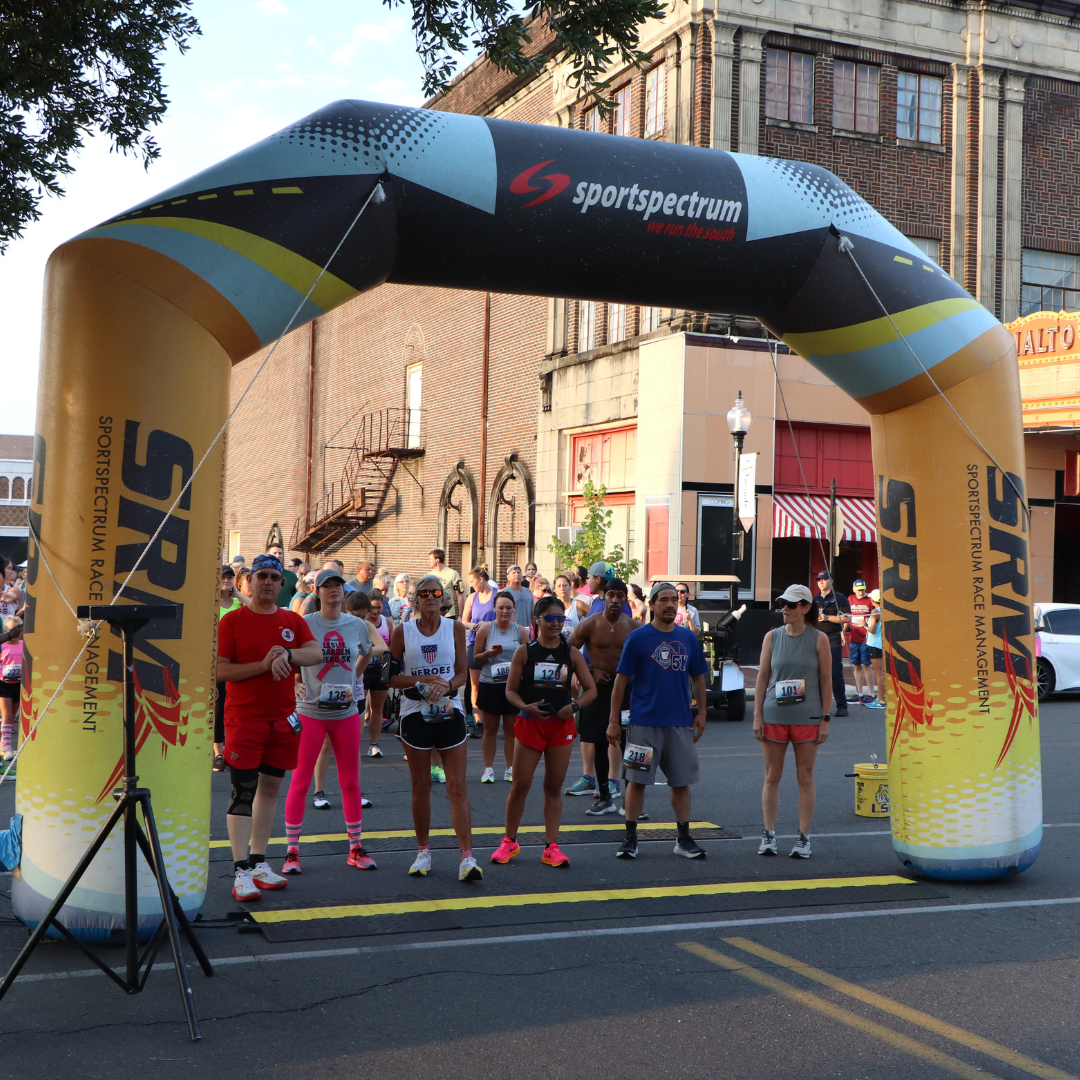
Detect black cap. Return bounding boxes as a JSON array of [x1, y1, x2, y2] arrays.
[[221, 565, 235, 576], [816, 570, 832, 580]]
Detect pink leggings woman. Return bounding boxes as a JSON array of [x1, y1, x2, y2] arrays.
[[282, 712, 375, 871]]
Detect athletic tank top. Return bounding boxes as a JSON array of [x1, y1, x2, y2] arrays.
[[762, 626, 826, 726], [369, 614, 391, 646], [466, 589, 496, 646], [399, 617, 463, 718], [517, 638, 573, 716], [479, 622, 522, 684]]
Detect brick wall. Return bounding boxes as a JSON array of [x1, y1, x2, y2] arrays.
[[1023, 78, 1080, 255]]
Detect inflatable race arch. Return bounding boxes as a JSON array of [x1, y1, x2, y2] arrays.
[[17, 100, 1040, 936]]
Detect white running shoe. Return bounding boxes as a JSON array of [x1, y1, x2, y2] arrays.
[[481, 767, 496, 783], [503, 767, 514, 782], [790, 833, 812, 859], [458, 856, 483, 882], [409, 848, 432, 876], [250, 861, 288, 890], [758, 829, 778, 856], [361, 796, 373, 808], [367, 744, 383, 758], [313, 790, 331, 809], [232, 866, 262, 902]]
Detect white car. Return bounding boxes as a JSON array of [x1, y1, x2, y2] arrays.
[[1035, 603, 1080, 700]]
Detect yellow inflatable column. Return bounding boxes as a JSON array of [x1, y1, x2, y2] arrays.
[[13, 242, 230, 940]]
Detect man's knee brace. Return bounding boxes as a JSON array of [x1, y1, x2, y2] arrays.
[[227, 768, 259, 817]]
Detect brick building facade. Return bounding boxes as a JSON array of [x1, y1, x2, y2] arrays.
[[223, 0, 1080, 606]]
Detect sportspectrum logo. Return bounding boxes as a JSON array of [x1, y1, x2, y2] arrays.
[[510, 160, 571, 207]]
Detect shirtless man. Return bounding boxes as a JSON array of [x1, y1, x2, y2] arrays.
[[569, 579, 637, 815]]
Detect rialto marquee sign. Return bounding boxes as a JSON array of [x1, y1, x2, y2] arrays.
[[1006, 310, 1080, 429]]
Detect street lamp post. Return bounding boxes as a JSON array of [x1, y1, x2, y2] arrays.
[[726, 391, 752, 564]]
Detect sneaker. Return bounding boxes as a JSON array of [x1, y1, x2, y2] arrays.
[[250, 861, 288, 890], [860, 694, 875, 705], [846, 693, 861, 703], [790, 833, 812, 859], [490, 837, 520, 864], [281, 849, 302, 874], [608, 779, 620, 798], [361, 796, 373, 808], [586, 798, 617, 816], [409, 849, 432, 876], [757, 829, 777, 856], [212, 753, 225, 772], [542, 842, 570, 867], [348, 846, 378, 870], [674, 837, 706, 859], [866, 699, 887, 710], [565, 775, 598, 797], [833, 706, 849, 717], [367, 744, 383, 758], [431, 765, 446, 784], [618, 807, 649, 821], [459, 855, 483, 881], [481, 767, 496, 784], [503, 767, 514, 783], [470, 722, 484, 739], [232, 866, 261, 902], [616, 837, 638, 859], [313, 790, 331, 809]]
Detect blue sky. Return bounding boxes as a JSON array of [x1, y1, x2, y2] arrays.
[[2, 0, 434, 434]]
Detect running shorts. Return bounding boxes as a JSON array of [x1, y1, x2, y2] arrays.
[[621, 724, 699, 787], [867, 646, 883, 660], [848, 642, 873, 666], [514, 715, 577, 751], [762, 723, 820, 744], [398, 709, 468, 751], [475, 681, 512, 716], [0, 681, 19, 702], [224, 715, 301, 772], [577, 676, 622, 744]]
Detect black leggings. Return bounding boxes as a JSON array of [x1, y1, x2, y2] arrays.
[[593, 738, 611, 798]]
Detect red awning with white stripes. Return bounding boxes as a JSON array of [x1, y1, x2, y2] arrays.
[[772, 493, 877, 543]]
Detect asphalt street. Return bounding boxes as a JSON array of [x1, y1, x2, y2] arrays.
[[1, 696, 1078, 1079]]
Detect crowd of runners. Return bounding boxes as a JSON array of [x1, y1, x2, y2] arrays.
[[214, 546, 886, 901]]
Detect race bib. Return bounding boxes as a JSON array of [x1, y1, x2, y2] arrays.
[[318, 683, 353, 710], [2, 664, 21, 684], [620, 709, 631, 728], [623, 742, 654, 772], [775, 679, 806, 705], [420, 696, 454, 722], [490, 661, 511, 683], [851, 615, 865, 627], [533, 661, 567, 684]]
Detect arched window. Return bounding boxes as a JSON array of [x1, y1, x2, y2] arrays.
[[437, 463, 478, 575], [0, 477, 8, 499], [488, 455, 535, 584], [11, 477, 24, 500]]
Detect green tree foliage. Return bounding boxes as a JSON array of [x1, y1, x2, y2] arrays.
[[548, 477, 641, 582], [0, 1, 200, 250], [388, 0, 666, 107]]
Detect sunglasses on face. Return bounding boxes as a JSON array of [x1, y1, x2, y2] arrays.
[[255, 572, 282, 583], [539, 613, 566, 624], [777, 600, 806, 609], [676, 589, 689, 595], [417, 588, 443, 599]]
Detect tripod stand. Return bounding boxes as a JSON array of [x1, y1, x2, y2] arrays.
[[0, 605, 213, 1040]]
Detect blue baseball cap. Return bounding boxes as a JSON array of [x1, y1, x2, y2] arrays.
[[853, 579, 867, 589], [251, 554, 283, 575]]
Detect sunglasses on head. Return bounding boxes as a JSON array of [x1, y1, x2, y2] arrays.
[[539, 613, 566, 624], [417, 588, 444, 599]]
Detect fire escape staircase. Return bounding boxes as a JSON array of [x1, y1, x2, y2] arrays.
[[291, 408, 424, 553]]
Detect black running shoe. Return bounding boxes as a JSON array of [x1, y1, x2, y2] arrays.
[[674, 837, 706, 859], [833, 706, 849, 717], [616, 838, 639, 859]]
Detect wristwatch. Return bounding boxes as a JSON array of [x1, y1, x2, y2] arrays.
[[284, 647, 293, 665]]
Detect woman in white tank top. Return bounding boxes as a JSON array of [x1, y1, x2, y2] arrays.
[[388, 574, 481, 883]]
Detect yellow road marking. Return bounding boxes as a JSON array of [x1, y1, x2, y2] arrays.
[[198, 193, 218, 200], [894, 254, 914, 264], [680, 943, 1004, 1080], [272, 185, 303, 194], [252, 875, 914, 924], [233, 189, 254, 195], [724, 937, 1078, 1080], [208, 821, 721, 849]]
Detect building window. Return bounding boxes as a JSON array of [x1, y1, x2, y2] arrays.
[[406, 361, 422, 448], [572, 425, 637, 491], [896, 72, 942, 143], [833, 61, 878, 133], [11, 477, 24, 500], [774, 422, 873, 495], [0, 478, 7, 500], [907, 237, 940, 263], [228, 530, 241, 560], [583, 105, 602, 133], [645, 66, 666, 137], [1021, 250, 1080, 315], [579, 301, 597, 351], [766, 49, 814, 125], [612, 84, 632, 137], [608, 304, 627, 343], [640, 306, 663, 334]]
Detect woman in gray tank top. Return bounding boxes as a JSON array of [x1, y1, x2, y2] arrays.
[[753, 584, 833, 859]]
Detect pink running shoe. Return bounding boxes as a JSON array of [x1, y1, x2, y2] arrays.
[[281, 849, 302, 875], [542, 842, 570, 868], [348, 845, 378, 870], [490, 837, 521, 864]]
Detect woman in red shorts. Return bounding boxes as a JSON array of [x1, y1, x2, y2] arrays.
[[491, 596, 595, 868], [753, 583, 832, 860]]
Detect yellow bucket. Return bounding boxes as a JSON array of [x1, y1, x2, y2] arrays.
[[853, 763, 890, 818]]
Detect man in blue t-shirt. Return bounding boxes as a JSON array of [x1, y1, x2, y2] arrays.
[[607, 581, 708, 860]]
